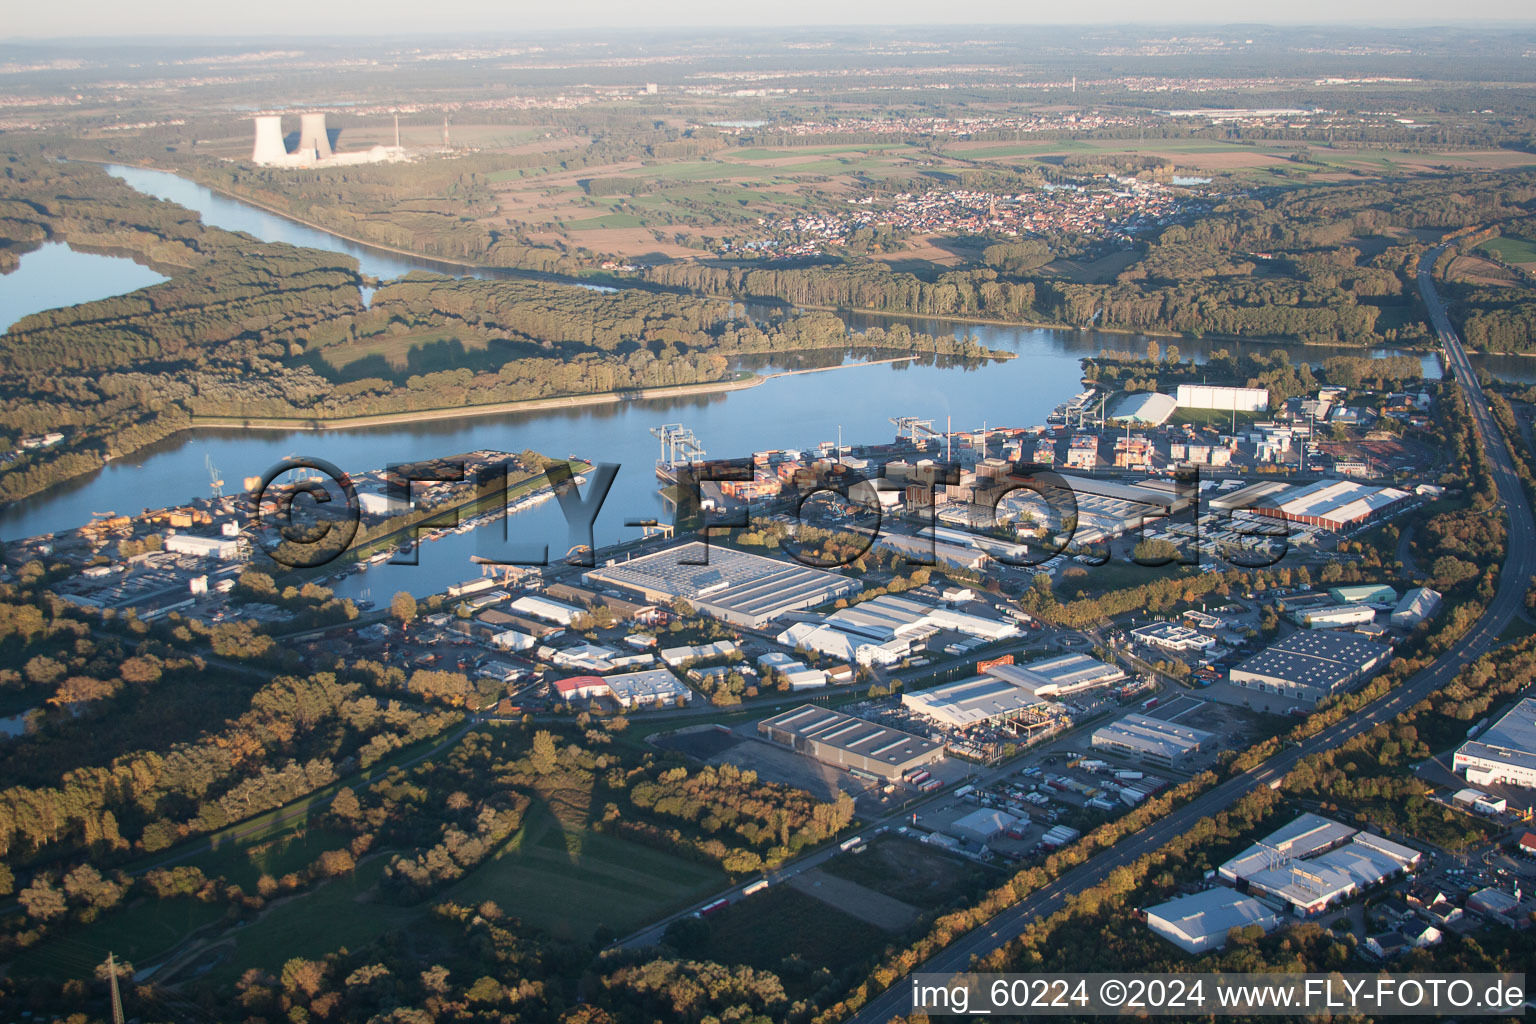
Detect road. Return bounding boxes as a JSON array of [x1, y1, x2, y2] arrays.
[[843, 249, 1536, 1024]]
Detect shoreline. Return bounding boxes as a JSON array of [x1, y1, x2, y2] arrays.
[[189, 373, 768, 432]]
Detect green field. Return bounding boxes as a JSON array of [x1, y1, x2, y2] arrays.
[[442, 805, 727, 940], [818, 835, 989, 907], [704, 885, 888, 976], [1479, 236, 1536, 266], [11, 897, 227, 981]]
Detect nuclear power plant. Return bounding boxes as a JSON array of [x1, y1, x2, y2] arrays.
[[249, 112, 404, 169]]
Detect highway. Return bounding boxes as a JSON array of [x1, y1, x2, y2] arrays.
[[843, 248, 1536, 1024]]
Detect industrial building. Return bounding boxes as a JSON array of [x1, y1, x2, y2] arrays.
[[1110, 392, 1178, 426], [1228, 630, 1391, 707], [902, 675, 1049, 729], [1329, 584, 1398, 606], [659, 640, 740, 667], [827, 593, 1020, 643], [1175, 384, 1270, 413], [1246, 479, 1412, 533], [778, 620, 909, 667], [583, 542, 861, 628], [1453, 697, 1536, 789], [871, 533, 988, 571], [981, 654, 1126, 698], [1294, 605, 1377, 630], [1144, 889, 1281, 953], [1391, 588, 1443, 628], [164, 535, 242, 560], [250, 111, 404, 168], [1217, 814, 1420, 916], [1130, 621, 1217, 652], [950, 808, 1023, 845], [758, 705, 944, 781], [605, 668, 694, 708], [1091, 713, 1215, 767], [509, 594, 583, 626]]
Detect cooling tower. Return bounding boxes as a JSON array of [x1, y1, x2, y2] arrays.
[[298, 113, 332, 161], [251, 115, 289, 165]]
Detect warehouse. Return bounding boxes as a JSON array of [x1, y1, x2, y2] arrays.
[[1091, 713, 1215, 767], [544, 582, 659, 622], [872, 533, 988, 571], [1144, 889, 1281, 953], [1328, 584, 1398, 606], [1391, 587, 1443, 628], [902, 675, 1048, 728], [826, 593, 1020, 642], [582, 541, 861, 628], [1228, 630, 1391, 707], [982, 654, 1126, 698], [1219, 813, 1359, 884], [510, 594, 582, 626], [950, 808, 1023, 845], [1207, 480, 1291, 513], [1242, 832, 1421, 916], [659, 640, 740, 667], [777, 620, 910, 667], [1110, 391, 1178, 426], [1294, 605, 1376, 630], [1175, 384, 1270, 413], [757, 705, 944, 781], [1453, 697, 1536, 789], [1247, 479, 1412, 533]]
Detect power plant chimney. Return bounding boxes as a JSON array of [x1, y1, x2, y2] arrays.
[[298, 112, 332, 161], [252, 115, 289, 165]]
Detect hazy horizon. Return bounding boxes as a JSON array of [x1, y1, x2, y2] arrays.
[[7, 3, 1536, 42]]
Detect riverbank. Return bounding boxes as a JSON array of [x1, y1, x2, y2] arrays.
[[189, 373, 767, 431]]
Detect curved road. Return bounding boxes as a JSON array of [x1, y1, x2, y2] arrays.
[[844, 248, 1536, 1024]]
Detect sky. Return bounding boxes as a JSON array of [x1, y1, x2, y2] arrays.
[[7, 0, 1535, 39]]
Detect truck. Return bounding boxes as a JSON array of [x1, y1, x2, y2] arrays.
[[920, 778, 943, 792], [1114, 770, 1145, 781], [742, 879, 770, 896], [839, 836, 865, 852], [906, 770, 932, 785], [1141, 697, 1160, 710]]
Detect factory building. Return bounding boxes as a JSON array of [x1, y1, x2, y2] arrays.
[[1144, 889, 1281, 953], [1328, 584, 1399, 606], [1130, 621, 1217, 652], [1219, 813, 1359, 884], [981, 654, 1126, 698], [164, 535, 242, 560], [826, 593, 1020, 642], [1228, 630, 1391, 707], [583, 542, 860, 629], [902, 675, 1048, 729], [777, 620, 909, 667], [659, 640, 740, 667], [1246, 479, 1412, 533], [1294, 605, 1377, 630], [605, 668, 693, 708], [871, 533, 988, 571], [1391, 588, 1443, 628], [1091, 713, 1214, 767], [758, 705, 944, 781], [1453, 697, 1536, 789], [1175, 384, 1270, 413]]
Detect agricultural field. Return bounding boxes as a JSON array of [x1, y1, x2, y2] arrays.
[[1479, 234, 1536, 270]]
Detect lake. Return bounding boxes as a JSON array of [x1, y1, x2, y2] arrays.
[[0, 241, 169, 333]]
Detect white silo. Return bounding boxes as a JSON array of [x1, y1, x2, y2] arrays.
[[252, 115, 289, 165], [298, 113, 332, 161]]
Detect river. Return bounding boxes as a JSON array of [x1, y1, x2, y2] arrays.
[[0, 241, 169, 332], [0, 163, 1494, 601]]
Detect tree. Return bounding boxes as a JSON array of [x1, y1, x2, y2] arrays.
[[530, 730, 559, 774], [390, 590, 418, 625], [19, 876, 66, 921]]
